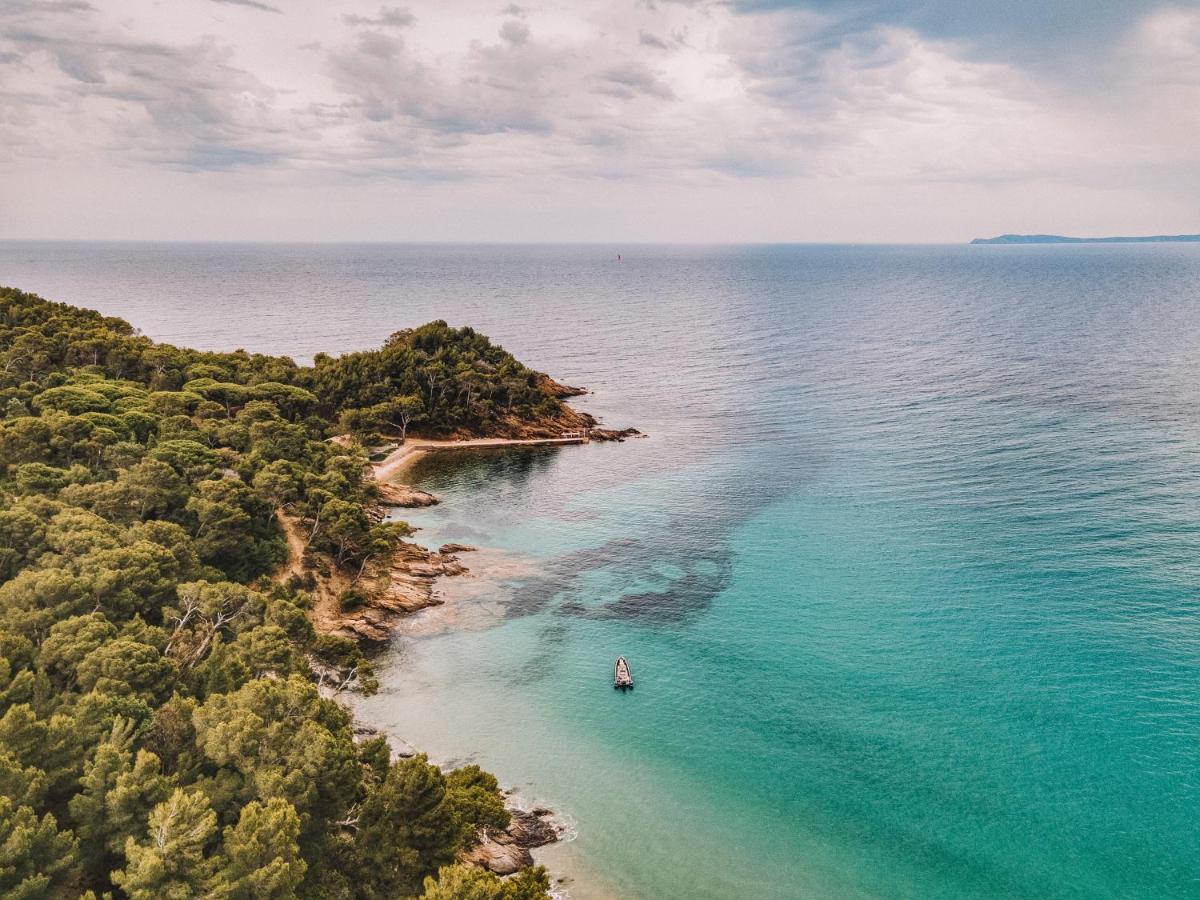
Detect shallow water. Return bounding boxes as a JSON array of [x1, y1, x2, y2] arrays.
[[5, 241, 1200, 898]]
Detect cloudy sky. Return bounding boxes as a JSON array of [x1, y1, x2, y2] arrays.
[[1, 0, 1198, 241]]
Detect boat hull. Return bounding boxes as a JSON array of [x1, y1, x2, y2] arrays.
[[613, 656, 633, 689]]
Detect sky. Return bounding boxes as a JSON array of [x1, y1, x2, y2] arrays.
[[1, 0, 1198, 242]]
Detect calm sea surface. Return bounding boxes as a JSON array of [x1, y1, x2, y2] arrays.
[[4, 242, 1200, 898]]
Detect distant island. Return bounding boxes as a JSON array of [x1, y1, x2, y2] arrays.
[[971, 234, 1200, 245]]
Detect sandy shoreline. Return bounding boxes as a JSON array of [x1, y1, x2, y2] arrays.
[[372, 435, 587, 484]]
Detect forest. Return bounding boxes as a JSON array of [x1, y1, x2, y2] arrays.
[[0, 286, 556, 898]]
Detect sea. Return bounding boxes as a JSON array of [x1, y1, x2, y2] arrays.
[[3, 241, 1199, 899]]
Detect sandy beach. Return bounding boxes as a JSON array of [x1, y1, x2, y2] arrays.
[[372, 435, 587, 484]]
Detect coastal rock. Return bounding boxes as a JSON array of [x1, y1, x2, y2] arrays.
[[508, 809, 559, 849], [375, 480, 440, 508], [456, 802, 565, 877], [439, 543, 478, 554], [276, 508, 474, 645], [537, 374, 589, 398], [405, 561, 448, 578], [460, 836, 533, 876], [459, 806, 563, 875], [340, 620, 390, 643], [589, 427, 644, 442]]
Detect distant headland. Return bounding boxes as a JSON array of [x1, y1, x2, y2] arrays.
[[971, 234, 1200, 245]]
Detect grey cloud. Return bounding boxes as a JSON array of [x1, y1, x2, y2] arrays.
[[326, 11, 686, 140], [4, 0, 95, 11], [638, 31, 671, 50], [598, 62, 675, 99], [499, 20, 530, 46], [326, 26, 571, 138], [1, 0, 1195, 218], [0, 0, 296, 171], [637, 0, 707, 9], [53, 46, 105, 83], [342, 6, 415, 28], [208, 0, 281, 13]]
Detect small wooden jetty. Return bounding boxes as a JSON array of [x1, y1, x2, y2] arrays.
[[613, 656, 633, 690]]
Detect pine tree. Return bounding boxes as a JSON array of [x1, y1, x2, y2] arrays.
[[419, 864, 506, 900], [418, 864, 551, 900], [0, 797, 80, 900], [354, 755, 462, 898], [212, 797, 306, 900], [113, 788, 216, 900]]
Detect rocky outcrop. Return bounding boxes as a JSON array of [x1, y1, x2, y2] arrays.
[[459, 807, 564, 876], [589, 426, 644, 442], [460, 835, 531, 876], [375, 480, 440, 508], [315, 542, 472, 644], [508, 808, 560, 848], [537, 374, 589, 398]]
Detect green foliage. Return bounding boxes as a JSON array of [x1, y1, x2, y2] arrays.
[[353, 754, 462, 899], [70, 718, 173, 884], [11, 462, 71, 495], [0, 286, 552, 899], [113, 788, 218, 899], [192, 676, 359, 832], [444, 764, 511, 843], [33, 384, 112, 414], [420, 864, 551, 900], [76, 638, 178, 702], [0, 797, 80, 899], [340, 586, 367, 611], [308, 320, 564, 437], [212, 797, 306, 900]]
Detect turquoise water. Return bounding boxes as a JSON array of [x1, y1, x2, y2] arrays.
[[4, 242, 1200, 897]]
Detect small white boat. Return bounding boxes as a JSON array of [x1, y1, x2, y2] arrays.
[[614, 656, 633, 689]]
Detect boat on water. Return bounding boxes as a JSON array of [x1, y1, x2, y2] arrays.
[[614, 656, 633, 689]]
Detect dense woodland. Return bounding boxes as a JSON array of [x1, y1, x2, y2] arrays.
[[0, 287, 557, 898]]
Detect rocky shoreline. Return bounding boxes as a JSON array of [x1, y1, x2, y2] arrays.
[[349, 722, 569, 877], [331, 541, 473, 643], [375, 479, 440, 508], [294, 403, 639, 888], [301, 518, 575, 880], [461, 804, 567, 876], [279, 505, 475, 644]]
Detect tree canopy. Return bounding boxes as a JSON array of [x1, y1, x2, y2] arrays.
[[0, 286, 551, 898]]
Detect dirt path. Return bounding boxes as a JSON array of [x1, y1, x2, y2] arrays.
[[275, 511, 309, 583]]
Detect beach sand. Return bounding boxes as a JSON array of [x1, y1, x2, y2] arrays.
[[373, 436, 586, 484]]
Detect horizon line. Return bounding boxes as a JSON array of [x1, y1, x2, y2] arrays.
[[3, 237, 1197, 247]]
